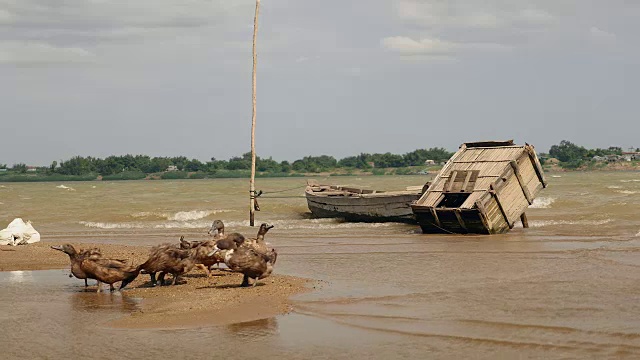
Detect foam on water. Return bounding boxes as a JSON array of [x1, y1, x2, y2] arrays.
[[636, 230, 640, 237], [551, 175, 562, 178], [530, 219, 613, 227], [620, 179, 640, 183], [56, 185, 75, 191], [79, 217, 397, 230], [529, 197, 556, 209], [131, 209, 232, 221], [615, 190, 639, 195], [607, 186, 622, 189]]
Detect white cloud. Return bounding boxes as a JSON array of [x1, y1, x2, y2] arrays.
[[0, 41, 94, 64], [589, 26, 616, 44], [381, 36, 456, 55], [393, 0, 555, 29], [381, 35, 508, 56]]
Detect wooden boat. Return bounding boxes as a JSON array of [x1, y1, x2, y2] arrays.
[[305, 180, 428, 223], [411, 140, 547, 234]]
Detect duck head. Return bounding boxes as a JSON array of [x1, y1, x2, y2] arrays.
[[258, 223, 274, 236], [207, 220, 225, 236], [51, 243, 78, 257]]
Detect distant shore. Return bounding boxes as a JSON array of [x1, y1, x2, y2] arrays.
[[1, 163, 638, 182], [0, 241, 313, 329]]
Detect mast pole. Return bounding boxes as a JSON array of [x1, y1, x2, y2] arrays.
[[250, 0, 260, 226]]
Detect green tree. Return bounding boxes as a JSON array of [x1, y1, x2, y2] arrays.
[[549, 140, 588, 163], [12, 163, 27, 173]]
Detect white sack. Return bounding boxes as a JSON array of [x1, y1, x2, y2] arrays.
[[0, 218, 41, 246]]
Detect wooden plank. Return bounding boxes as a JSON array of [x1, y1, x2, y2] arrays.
[[430, 207, 442, 227], [489, 184, 513, 228], [446, 170, 458, 192], [461, 170, 473, 192], [510, 160, 533, 205], [525, 146, 547, 187], [474, 200, 491, 231], [520, 213, 529, 228], [454, 209, 468, 231]]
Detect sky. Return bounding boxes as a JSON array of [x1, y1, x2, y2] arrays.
[[1, 0, 639, 166]]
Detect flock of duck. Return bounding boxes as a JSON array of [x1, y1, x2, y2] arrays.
[[51, 220, 278, 292]]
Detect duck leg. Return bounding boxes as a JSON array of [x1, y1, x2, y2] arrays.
[[84, 279, 88, 287], [158, 272, 166, 286], [149, 272, 157, 287], [172, 274, 179, 285], [240, 274, 250, 287], [252, 277, 259, 287], [96, 281, 102, 293], [109, 283, 115, 292], [195, 264, 210, 277]]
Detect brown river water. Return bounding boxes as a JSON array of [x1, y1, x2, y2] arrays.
[[1, 173, 640, 359]]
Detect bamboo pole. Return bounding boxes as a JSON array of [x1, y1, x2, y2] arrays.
[[249, 0, 260, 226]]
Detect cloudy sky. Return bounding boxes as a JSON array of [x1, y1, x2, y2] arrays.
[[1, 0, 638, 166]]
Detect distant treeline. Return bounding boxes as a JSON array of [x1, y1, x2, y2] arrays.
[[540, 140, 639, 169], [0, 147, 453, 179]]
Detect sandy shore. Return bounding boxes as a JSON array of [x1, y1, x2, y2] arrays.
[[0, 242, 313, 329]]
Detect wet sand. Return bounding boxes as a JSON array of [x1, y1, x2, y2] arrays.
[[0, 241, 312, 329]]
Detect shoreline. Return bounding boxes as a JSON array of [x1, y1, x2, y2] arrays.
[[0, 242, 314, 329]]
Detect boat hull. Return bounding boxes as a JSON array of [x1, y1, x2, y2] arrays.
[[305, 187, 421, 224]]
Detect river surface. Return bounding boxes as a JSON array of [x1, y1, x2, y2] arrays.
[[1, 173, 640, 359]]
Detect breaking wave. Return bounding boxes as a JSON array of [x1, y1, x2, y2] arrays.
[[79, 217, 398, 230], [607, 185, 622, 189], [131, 209, 232, 221], [56, 185, 75, 191], [530, 219, 613, 227], [615, 190, 639, 195], [620, 179, 640, 183], [79, 220, 214, 229], [636, 230, 640, 237], [529, 197, 555, 209]]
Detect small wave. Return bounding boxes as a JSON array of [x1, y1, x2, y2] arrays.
[[620, 179, 640, 183], [607, 185, 622, 189], [529, 197, 555, 209], [79, 220, 214, 229], [636, 231, 640, 237], [79, 221, 144, 229], [615, 190, 639, 195], [131, 209, 232, 221], [551, 175, 562, 178], [56, 185, 76, 191], [530, 219, 613, 227]]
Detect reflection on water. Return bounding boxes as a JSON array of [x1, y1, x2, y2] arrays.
[[226, 317, 279, 339], [1, 173, 640, 359]]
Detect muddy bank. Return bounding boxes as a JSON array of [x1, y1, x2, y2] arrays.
[[0, 241, 313, 329]]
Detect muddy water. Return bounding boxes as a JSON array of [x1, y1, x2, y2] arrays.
[[1, 172, 640, 359]]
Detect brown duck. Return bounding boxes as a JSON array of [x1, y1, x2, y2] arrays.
[[242, 223, 274, 254], [51, 244, 102, 287], [51, 244, 140, 292], [138, 243, 197, 286], [208, 240, 278, 287]]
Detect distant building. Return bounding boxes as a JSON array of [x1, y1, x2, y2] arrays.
[[592, 155, 607, 162], [606, 155, 622, 162], [26, 166, 37, 172], [166, 165, 178, 172], [622, 152, 640, 161], [424, 159, 436, 165]]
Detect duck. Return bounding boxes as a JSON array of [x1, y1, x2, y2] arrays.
[[208, 240, 278, 287], [207, 219, 246, 245], [138, 243, 197, 286], [51, 244, 140, 292], [243, 223, 274, 255], [51, 244, 102, 288]]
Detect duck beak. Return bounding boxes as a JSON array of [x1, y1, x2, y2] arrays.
[[50, 245, 64, 252], [267, 224, 274, 230], [207, 228, 218, 236], [207, 247, 220, 257]]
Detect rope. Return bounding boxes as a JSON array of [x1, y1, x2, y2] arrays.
[[260, 184, 307, 194], [428, 222, 458, 235]]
